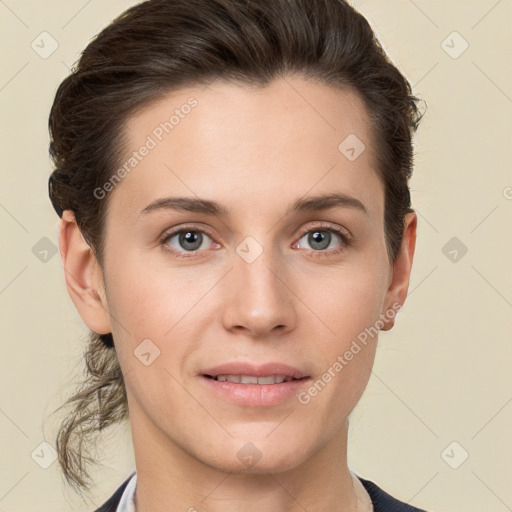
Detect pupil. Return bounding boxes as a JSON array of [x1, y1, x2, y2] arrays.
[[180, 231, 202, 251], [309, 231, 330, 250]]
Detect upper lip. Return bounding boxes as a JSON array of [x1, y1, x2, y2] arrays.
[[201, 362, 309, 380]]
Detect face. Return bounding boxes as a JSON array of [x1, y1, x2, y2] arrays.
[[85, 76, 414, 474]]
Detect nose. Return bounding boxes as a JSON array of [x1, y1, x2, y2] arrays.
[[221, 242, 297, 339]]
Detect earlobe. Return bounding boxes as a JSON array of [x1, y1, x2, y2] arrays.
[[380, 211, 417, 331], [58, 210, 112, 335]]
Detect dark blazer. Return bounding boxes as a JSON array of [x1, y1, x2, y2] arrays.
[[94, 473, 429, 512]]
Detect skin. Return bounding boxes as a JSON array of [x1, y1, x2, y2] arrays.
[[59, 76, 416, 512]]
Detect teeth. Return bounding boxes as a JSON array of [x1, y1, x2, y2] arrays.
[[240, 375, 258, 384], [214, 375, 292, 384], [258, 375, 280, 384]]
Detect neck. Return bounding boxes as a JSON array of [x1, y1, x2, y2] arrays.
[[130, 409, 363, 512]]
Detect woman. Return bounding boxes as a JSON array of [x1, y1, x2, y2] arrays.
[[48, 0, 428, 510]]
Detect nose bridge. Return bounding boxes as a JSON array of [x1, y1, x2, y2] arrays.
[[221, 234, 296, 336]]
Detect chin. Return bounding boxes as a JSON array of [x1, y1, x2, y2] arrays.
[[194, 434, 313, 475]]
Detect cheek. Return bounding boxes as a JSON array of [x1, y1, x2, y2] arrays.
[[104, 250, 219, 359], [294, 254, 388, 405], [105, 246, 177, 325], [294, 271, 384, 434], [302, 262, 388, 345], [105, 261, 200, 418]]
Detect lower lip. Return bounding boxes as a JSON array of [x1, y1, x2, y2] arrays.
[[200, 376, 310, 407]]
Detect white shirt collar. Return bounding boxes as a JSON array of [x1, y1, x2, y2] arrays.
[[116, 471, 137, 512]]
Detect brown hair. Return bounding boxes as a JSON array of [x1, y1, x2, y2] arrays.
[[47, 0, 425, 495]]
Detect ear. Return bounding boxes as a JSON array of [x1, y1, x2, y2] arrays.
[[380, 211, 417, 331], [58, 210, 112, 335]]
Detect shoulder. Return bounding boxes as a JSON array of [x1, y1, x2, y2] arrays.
[[357, 475, 430, 512], [92, 475, 132, 512]]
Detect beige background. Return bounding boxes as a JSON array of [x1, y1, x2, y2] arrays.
[[1, 0, 511, 510]]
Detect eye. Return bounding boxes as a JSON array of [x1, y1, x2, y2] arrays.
[[294, 224, 350, 255], [159, 223, 351, 259], [161, 227, 218, 257]]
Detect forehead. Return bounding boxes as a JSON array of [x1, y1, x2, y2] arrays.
[[109, 76, 383, 222]]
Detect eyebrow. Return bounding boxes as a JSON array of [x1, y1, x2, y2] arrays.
[[138, 192, 368, 218]]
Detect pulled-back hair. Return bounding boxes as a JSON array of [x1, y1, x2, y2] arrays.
[[47, 0, 425, 495]]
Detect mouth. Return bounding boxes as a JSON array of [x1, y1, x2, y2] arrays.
[[203, 374, 305, 384], [200, 362, 309, 382], [199, 362, 311, 407]]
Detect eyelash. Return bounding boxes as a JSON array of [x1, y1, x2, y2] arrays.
[[159, 222, 352, 259]]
